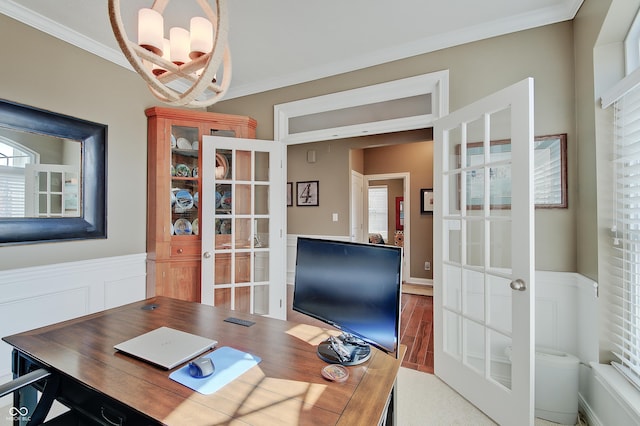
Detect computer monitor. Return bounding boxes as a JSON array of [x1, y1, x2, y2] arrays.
[[292, 237, 402, 365]]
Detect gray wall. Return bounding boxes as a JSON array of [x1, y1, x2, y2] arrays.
[[0, 14, 162, 270], [212, 21, 578, 272]]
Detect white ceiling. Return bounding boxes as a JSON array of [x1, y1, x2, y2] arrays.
[[1, 0, 583, 100]]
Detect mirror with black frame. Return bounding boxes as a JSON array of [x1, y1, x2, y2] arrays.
[[0, 99, 107, 245]]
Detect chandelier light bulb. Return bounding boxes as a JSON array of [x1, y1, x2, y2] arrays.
[[138, 8, 164, 56], [190, 17, 213, 59], [170, 27, 190, 65]]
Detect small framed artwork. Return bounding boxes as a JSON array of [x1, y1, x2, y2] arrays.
[[395, 197, 404, 231], [296, 181, 319, 206], [421, 188, 434, 214], [287, 182, 293, 207]]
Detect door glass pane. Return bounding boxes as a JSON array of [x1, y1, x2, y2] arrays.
[[215, 253, 231, 285], [464, 318, 485, 375], [489, 162, 511, 209], [466, 220, 484, 268], [254, 252, 269, 282], [254, 284, 269, 315], [489, 331, 512, 391], [235, 286, 251, 312], [487, 274, 512, 333], [463, 269, 484, 322], [235, 218, 251, 249], [216, 149, 232, 180], [447, 173, 462, 215], [255, 185, 269, 215], [464, 168, 485, 210], [490, 220, 512, 271], [444, 264, 462, 311], [215, 287, 231, 309], [235, 254, 250, 283], [444, 310, 462, 359], [255, 151, 269, 182], [255, 218, 269, 248], [235, 184, 251, 214], [448, 126, 462, 172], [50, 194, 62, 214], [235, 150, 251, 181], [466, 116, 485, 165], [445, 220, 462, 263]]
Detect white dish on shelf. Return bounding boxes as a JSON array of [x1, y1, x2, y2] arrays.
[[174, 218, 192, 235], [175, 190, 194, 210], [192, 218, 199, 235], [175, 164, 190, 177], [177, 137, 192, 150], [171, 134, 177, 148]]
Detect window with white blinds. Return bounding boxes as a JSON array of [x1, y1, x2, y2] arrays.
[[0, 165, 25, 217], [610, 83, 640, 390], [368, 186, 388, 240]]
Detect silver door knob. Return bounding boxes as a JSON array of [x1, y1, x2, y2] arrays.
[[203, 252, 212, 259], [510, 279, 526, 291]]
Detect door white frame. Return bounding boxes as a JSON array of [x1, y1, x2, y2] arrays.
[[364, 172, 410, 284], [275, 71, 449, 286], [274, 71, 449, 144]]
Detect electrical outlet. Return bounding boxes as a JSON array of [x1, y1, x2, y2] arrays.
[[424, 261, 431, 271]]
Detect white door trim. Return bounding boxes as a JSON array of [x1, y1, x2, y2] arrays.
[[364, 172, 410, 284], [274, 71, 449, 144]]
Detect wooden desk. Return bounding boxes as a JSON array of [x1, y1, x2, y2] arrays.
[[3, 296, 404, 425]]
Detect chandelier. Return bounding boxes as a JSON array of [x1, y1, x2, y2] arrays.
[[108, 0, 231, 108]]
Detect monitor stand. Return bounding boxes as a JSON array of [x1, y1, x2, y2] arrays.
[[317, 333, 372, 366]]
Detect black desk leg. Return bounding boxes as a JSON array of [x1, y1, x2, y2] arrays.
[[10, 350, 59, 426]]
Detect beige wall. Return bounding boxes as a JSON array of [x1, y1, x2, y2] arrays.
[[365, 142, 433, 279], [213, 21, 578, 272], [0, 15, 163, 270], [0, 13, 579, 274]]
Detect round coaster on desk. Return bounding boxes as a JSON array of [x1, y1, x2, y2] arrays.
[[321, 364, 349, 382]]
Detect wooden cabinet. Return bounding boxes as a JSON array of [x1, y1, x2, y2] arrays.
[[145, 107, 257, 302]]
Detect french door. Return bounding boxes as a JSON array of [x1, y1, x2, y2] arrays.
[[433, 78, 535, 425], [200, 136, 286, 319]]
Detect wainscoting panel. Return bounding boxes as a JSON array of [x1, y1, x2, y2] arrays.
[[0, 253, 147, 386]]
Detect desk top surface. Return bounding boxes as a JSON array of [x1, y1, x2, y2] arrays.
[[3, 296, 404, 425]]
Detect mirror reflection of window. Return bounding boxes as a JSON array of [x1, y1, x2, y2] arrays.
[[0, 127, 81, 218]]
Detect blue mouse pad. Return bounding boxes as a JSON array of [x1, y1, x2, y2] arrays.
[[169, 346, 262, 395]]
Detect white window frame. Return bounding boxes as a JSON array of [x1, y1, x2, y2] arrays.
[[368, 185, 389, 241], [0, 137, 39, 217]]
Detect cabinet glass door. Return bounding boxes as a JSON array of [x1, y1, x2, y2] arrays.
[[201, 136, 285, 318], [170, 125, 200, 238]]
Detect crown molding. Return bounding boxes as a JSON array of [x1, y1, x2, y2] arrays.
[[1, 0, 583, 100], [224, 0, 582, 99], [0, 0, 133, 71]]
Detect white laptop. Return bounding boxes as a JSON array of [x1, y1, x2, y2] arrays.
[[114, 326, 217, 369]]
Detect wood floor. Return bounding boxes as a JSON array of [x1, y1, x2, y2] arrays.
[[399, 292, 434, 373], [286, 285, 434, 373]]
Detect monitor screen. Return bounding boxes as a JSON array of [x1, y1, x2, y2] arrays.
[[292, 237, 402, 354]]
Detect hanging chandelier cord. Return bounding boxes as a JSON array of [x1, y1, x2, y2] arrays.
[[108, 0, 231, 108]]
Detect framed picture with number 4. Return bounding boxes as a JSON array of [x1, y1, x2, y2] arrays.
[[296, 181, 319, 206]]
